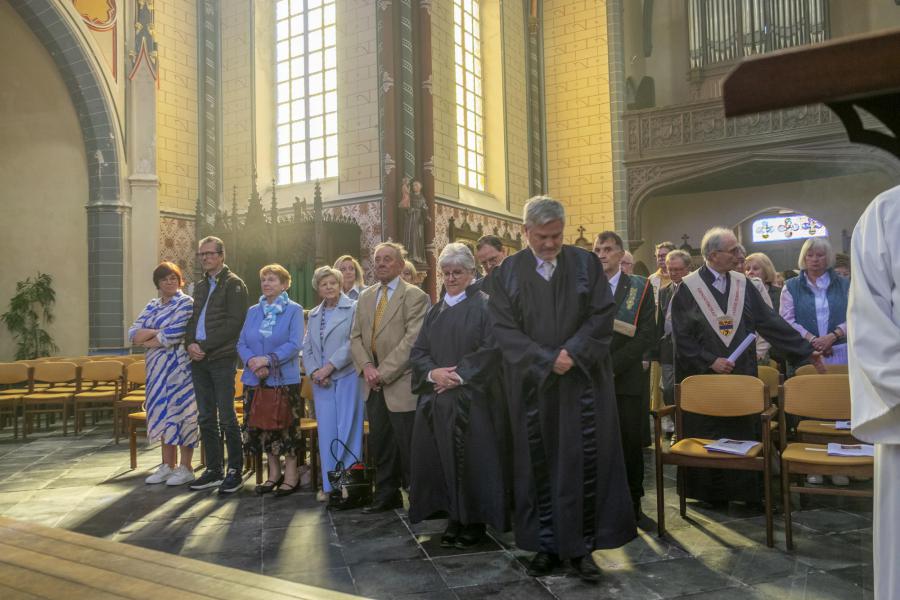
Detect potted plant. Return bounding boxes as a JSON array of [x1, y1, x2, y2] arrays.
[[1, 272, 59, 360]]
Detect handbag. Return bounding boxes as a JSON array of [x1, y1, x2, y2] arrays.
[[247, 353, 295, 431], [327, 438, 374, 510]]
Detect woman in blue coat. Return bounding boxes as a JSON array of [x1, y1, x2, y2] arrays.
[[303, 266, 365, 502], [238, 264, 304, 496]]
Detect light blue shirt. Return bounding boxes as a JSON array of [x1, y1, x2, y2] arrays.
[[195, 275, 217, 341], [374, 276, 401, 305]]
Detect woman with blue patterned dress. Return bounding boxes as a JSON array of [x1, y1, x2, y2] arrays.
[[128, 262, 200, 487]]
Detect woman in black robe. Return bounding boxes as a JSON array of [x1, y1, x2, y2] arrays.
[[409, 243, 507, 548]]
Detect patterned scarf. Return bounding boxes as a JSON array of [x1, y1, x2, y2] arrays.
[[259, 292, 289, 338]]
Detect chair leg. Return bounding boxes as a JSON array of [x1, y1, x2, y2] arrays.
[[199, 442, 206, 468], [311, 430, 319, 491], [62, 402, 68, 436], [782, 462, 793, 550], [764, 459, 774, 548], [655, 459, 666, 538], [255, 452, 263, 485], [678, 467, 687, 517], [129, 422, 138, 470], [114, 407, 120, 444]]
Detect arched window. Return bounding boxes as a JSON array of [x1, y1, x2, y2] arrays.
[[454, 0, 485, 191], [275, 0, 338, 184]]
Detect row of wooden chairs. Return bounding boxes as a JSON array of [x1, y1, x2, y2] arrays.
[[652, 372, 870, 550], [0, 359, 146, 439]]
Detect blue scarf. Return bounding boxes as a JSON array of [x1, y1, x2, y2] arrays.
[[259, 292, 289, 338]]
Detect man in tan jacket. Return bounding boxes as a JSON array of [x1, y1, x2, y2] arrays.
[[351, 242, 430, 512]]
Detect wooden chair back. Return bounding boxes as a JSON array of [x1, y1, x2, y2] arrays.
[[32, 362, 79, 384], [126, 361, 147, 387], [795, 363, 849, 376], [782, 374, 850, 420], [0, 363, 30, 385], [678, 374, 767, 417], [81, 361, 125, 383], [234, 369, 244, 399], [757, 365, 781, 400]]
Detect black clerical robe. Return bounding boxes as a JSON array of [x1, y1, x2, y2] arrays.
[[671, 265, 813, 503], [489, 246, 636, 559], [408, 287, 508, 531]]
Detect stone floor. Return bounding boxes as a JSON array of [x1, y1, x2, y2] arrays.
[[0, 421, 874, 599]]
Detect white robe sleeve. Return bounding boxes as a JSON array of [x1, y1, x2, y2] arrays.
[[848, 185, 900, 444]]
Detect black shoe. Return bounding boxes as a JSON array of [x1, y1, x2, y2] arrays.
[[255, 475, 283, 495], [570, 555, 602, 583], [440, 520, 461, 548], [526, 552, 561, 577], [218, 468, 243, 494], [635, 509, 656, 531], [455, 523, 486, 549], [362, 493, 403, 514], [274, 481, 300, 497], [188, 469, 224, 491]]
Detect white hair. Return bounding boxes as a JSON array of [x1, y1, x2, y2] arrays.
[[523, 196, 565, 228], [700, 227, 735, 259], [438, 243, 476, 272], [798, 237, 835, 270], [665, 249, 691, 268]]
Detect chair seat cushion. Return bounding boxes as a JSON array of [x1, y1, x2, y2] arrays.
[[0, 387, 30, 395], [782, 443, 874, 466], [120, 395, 145, 402], [75, 391, 117, 401], [127, 411, 147, 421], [670, 437, 763, 459], [796, 420, 852, 437], [22, 393, 72, 402], [89, 385, 119, 392]]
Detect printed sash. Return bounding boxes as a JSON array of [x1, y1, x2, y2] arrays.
[[613, 275, 651, 338], [682, 270, 746, 347]]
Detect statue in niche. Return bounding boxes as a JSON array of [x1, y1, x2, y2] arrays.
[[402, 179, 427, 263]]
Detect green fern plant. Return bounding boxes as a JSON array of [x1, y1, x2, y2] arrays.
[[1, 273, 59, 360]]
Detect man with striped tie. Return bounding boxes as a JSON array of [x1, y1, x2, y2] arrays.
[[350, 242, 430, 513]]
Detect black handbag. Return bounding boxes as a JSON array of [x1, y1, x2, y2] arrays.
[[327, 439, 374, 510]]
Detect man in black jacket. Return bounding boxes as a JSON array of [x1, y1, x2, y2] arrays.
[[593, 231, 656, 530], [185, 236, 249, 494]]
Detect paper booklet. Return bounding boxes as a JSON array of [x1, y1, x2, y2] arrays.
[[726, 333, 757, 363], [834, 420, 852, 430], [827, 443, 874, 457], [704, 439, 760, 456]]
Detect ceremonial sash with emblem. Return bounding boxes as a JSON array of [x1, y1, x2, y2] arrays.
[[614, 275, 652, 338], [681, 270, 747, 347]]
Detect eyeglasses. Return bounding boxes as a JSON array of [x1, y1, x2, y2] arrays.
[[442, 270, 468, 279], [196, 251, 222, 258]]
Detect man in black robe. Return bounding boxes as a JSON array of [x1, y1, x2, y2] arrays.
[[489, 197, 635, 582], [593, 231, 656, 530], [671, 227, 824, 507]]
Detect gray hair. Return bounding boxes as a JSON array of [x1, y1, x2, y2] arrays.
[[798, 237, 835, 270], [700, 227, 735, 259], [523, 196, 565, 228], [311, 266, 343, 290], [374, 241, 407, 262], [198, 235, 224, 253], [665, 249, 692, 269], [438, 243, 477, 272]]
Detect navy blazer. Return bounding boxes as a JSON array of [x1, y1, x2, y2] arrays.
[[303, 293, 357, 380], [237, 300, 304, 386]]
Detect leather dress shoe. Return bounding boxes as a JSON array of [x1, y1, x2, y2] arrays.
[[570, 555, 602, 582], [526, 552, 561, 577], [440, 520, 461, 548], [633, 504, 655, 531], [454, 523, 485, 549], [362, 494, 403, 514]]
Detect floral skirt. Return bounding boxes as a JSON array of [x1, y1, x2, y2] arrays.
[[241, 384, 306, 457]]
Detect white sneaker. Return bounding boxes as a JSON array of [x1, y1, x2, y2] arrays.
[[806, 474, 824, 485], [145, 464, 174, 484], [831, 475, 850, 486], [166, 465, 197, 486], [317, 489, 328, 502]]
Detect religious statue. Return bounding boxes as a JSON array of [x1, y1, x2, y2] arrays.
[[402, 179, 427, 263]]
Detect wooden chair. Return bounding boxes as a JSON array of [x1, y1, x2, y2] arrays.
[[115, 361, 146, 443], [788, 374, 858, 445], [653, 374, 777, 547], [299, 417, 319, 491], [0, 363, 31, 438], [758, 364, 783, 446], [128, 404, 148, 470], [73, 361, 123, 434], [779, 374, 873, 550], [794, 363, 849, 376], [21, 362, 81, 437]]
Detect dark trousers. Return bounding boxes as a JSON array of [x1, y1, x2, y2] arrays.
[[191, 357, 242, 473], [367, 388, 415, 502], [616, 392, 645, 507]]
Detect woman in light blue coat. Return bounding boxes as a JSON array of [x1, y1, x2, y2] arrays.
[[303, 266, 365, 501]]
